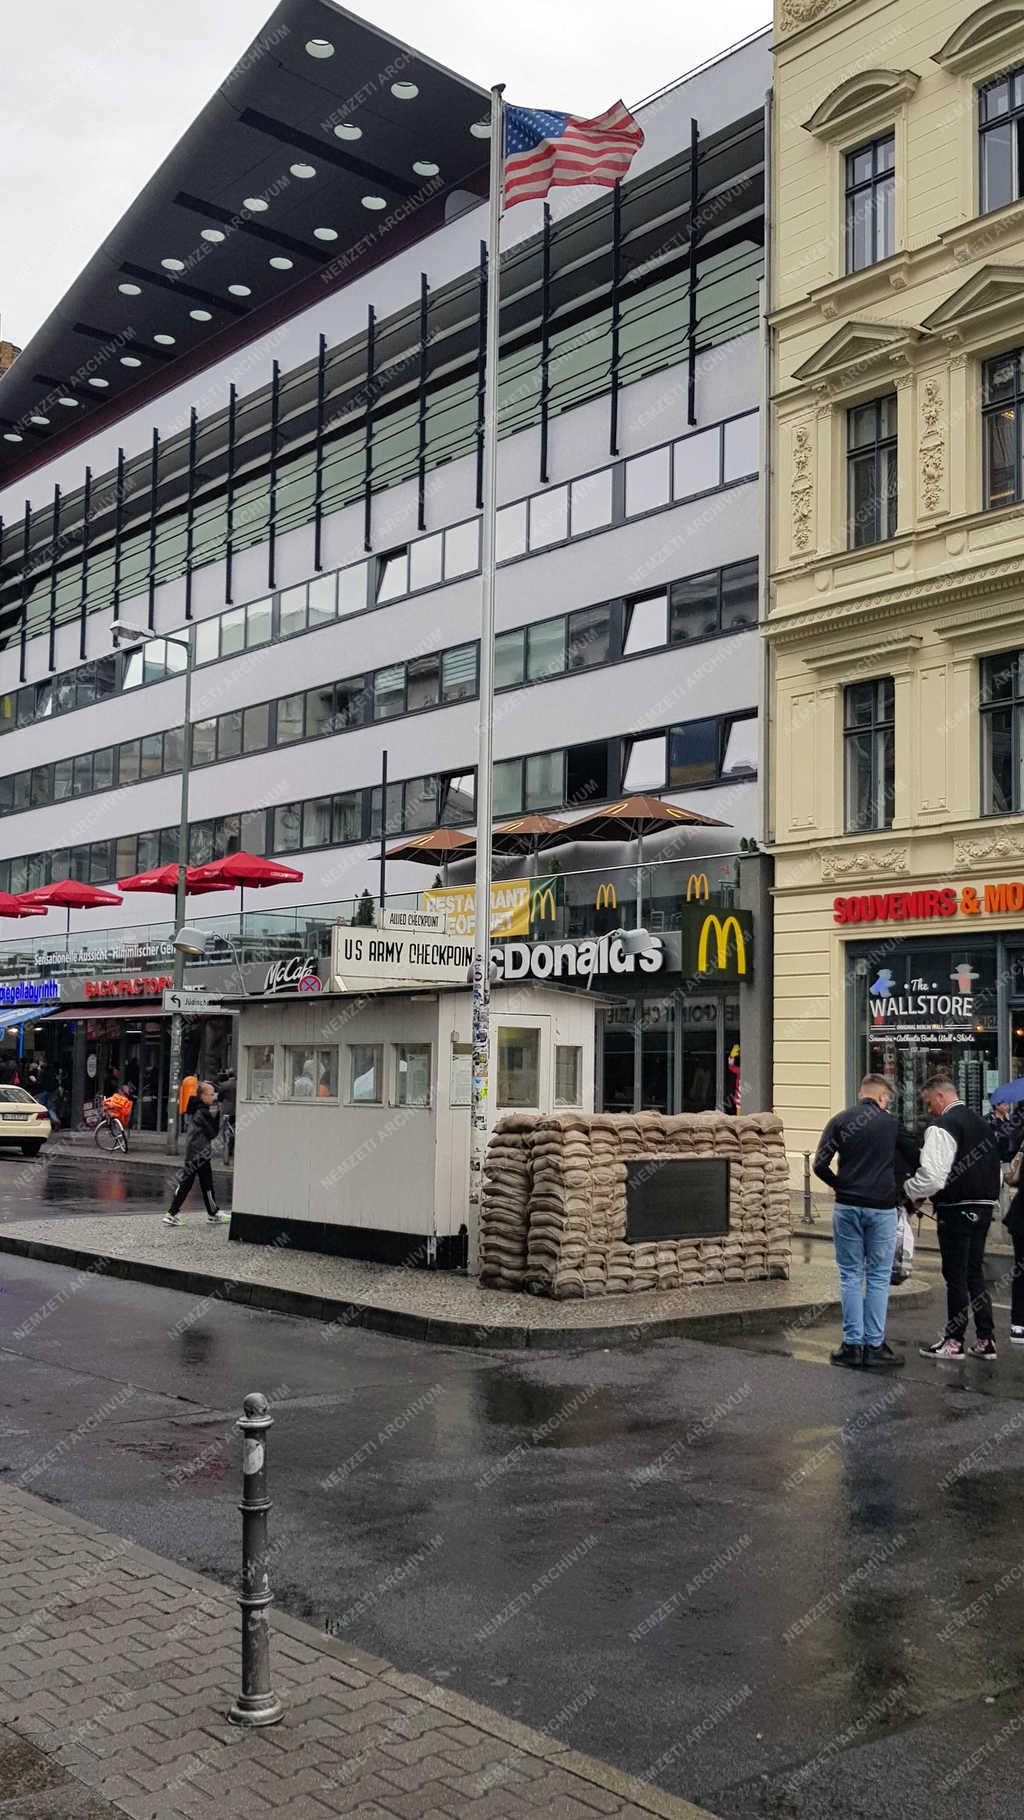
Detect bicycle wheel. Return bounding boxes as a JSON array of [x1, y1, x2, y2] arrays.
[[94, 1119, 120, 1153]]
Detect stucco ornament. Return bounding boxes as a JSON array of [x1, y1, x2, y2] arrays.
[[791, 425, 814, 553], [955, 833, 1024, 866], [780, 0, 841, 30], [821, 846, 910, 880], [919, 377, 945, 512]]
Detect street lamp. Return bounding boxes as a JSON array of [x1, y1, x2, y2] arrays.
[[111, 618, 193, 1153], [173, 925, 247, 997]]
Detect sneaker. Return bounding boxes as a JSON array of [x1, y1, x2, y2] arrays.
[[207, 1210, 230, 1224], [863, 1342, 905, 1369], [830, 1342, 864, 1369], [920, 1337, 964, 1359], [163, 1212, 181, 1227], [968, 1337, 998, 1359], [1010, 1326, 1024, 1346]]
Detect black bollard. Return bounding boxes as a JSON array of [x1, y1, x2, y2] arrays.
[[227, 1391, 284, 1727], [802, 1150, 814, 1226]]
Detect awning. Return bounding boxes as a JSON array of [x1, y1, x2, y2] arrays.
[[0, 1005, 62, 1031], [46, 1005, 169, 1022]]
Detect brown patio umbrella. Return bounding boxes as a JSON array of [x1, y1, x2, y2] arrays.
[[490, 813, 568, 878], [537, 794, 728, 927], [386, 828, 476, 887]]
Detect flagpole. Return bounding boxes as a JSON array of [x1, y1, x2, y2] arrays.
[[468, 81, 505, 1278]]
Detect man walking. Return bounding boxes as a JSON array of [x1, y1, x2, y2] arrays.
[[906, 1074, 1001, 1360], [814, 1073, 913, 1368]]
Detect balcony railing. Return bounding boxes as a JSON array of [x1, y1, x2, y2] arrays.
[[0, 853, 742, 981]]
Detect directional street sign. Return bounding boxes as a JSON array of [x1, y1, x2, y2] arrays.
[[162, 989, 221, 1012]]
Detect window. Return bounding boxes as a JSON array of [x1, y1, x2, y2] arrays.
[[720, 715, 758, 776], [395, 1043, 431, 1106], [444, 519, 480, 577], [306, 683, 338, 738], [722, 412, 758, 482], [673, 428, 719, 499], [406, 654, 440, 712], [847, 395, 897, 547], [845, 133, 895, 272], [273, 803, 302, 852], [438, 771, 474, 825], [555, 1045, 582, 1107], [565, 741, 608, 807], [247, 598, 273, 645], [307, 574, 336, 624], [495, 628, 526, 689], [983, 349, 1024, 509], [625, 447, 671, 517], [338, 563, 367, 617], [277, 692, 304, 743], [526, 749, 564, 809], [278, 585, 307, 638], [220, 607, 246, 656], [195, 618, 220, 664], [622, 734, 665, 793], [980, 67, 1024, 214], [567, 605, 610, 670], [334, 676, 366, 728], [247, 1048, 276, 1099], [216, 712, 241, 761], [844, 678, 895, 831], [668, 718, 719, 788], [493, 758, 524, 817], [623, 592, 667, 656], [409, 533, 443, 591], [349, 1043, 383, 1103], [496, 500, 527, 562], [285, 1046, 337, 1099], [981, 651, 1023, 814], [441, 644, 477, 701], [670, 571, 720, 643], [332, 792, 361, 843], [191, 720, 216, 766], [570, 469, 613, 535], [403, 776, 437, 832], [243, 702, 270, 752], [720, 558, 758, 631], [377, 548, 408, 602], [497, 1026, 541, 1107], [527, 618, 565, 681], [528, 487, 568, 549]]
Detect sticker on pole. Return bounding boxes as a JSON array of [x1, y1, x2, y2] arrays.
[[244, 1438, 265, 1476]]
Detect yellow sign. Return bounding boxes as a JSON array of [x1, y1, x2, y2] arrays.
[[595, 881, 618, 910], [421, 879, 530, 939], [685, 872, 710, 901], [697, 913, 747, 977], [532, 886, 557, 923]]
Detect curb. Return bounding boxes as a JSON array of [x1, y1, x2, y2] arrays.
[[793, 1223, 1013, 1262], [1, 1484, 722, 1820], [0, 1230, 933, 1350]]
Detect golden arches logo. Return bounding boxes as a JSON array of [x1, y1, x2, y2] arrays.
[[595, 881, 618, 911], [697, 914, 747, 976], [532, 886, 557, 923], [685, 872, 710, 902]]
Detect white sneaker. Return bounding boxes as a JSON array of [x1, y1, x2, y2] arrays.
[[1010, 1326, 1024, 1345], [207, 1210, 230, 1224]]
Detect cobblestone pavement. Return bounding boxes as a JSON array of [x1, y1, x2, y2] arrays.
[[0, 1486, 716, 1820]]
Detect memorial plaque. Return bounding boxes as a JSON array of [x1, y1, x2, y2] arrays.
[[625, 1157, 730, 1242]]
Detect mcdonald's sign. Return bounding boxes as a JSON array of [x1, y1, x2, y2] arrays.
[[679, 905, 753, 982], [531, 886, 557, 923], [685, 872, 710, 902], [595, 881, 618, 911]]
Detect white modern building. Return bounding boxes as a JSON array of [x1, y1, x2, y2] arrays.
[[0, 1, 769, 1144]]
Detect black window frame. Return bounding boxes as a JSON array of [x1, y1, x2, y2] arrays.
[[982, 347, 1024, 510], [843, 677, 895, 832], [981, 649, 1024, 815], [979, 65, 1024, 215], [846, 395, 898, 549], [844, 132, 895, 273]]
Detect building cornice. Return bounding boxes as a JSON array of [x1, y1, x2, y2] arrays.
[[764, 551, 1024, 645]]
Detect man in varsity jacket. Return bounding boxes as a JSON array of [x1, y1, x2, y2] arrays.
[[904, 1073, 1002, 1360]]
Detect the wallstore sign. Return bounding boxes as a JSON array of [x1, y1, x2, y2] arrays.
[[833, 882, 1024, 925]]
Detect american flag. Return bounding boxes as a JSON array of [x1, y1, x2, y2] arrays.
[[503, 101, 645, 208]]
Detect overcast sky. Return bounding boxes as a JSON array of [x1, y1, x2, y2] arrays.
[[0, 0, 768, 349]]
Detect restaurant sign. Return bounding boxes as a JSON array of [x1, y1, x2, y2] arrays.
[[421, 880, 530, 938], [83, 975, 173, 999], [0, 978, 60, 1007], [491, 934, 665, 983]]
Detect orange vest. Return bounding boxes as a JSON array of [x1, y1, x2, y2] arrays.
[[179, 1074, 198, 1116]]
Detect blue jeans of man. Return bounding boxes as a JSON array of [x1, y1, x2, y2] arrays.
[[832, 1203, 899, 1347]]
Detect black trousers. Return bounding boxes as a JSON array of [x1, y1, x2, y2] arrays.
[[1007, 1202, 1024, 1329], [936, 1205, 993, 1342], [169, 1156, 219, 1217]]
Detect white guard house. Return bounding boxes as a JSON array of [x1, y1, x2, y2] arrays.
[[230, 922, 597, 1265]]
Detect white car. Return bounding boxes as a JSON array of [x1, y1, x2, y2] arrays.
[[0, 1086, 52, 1156]]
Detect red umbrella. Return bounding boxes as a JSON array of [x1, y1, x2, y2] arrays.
[[0, 894, 47, 918], [118, 864, 236, 897], [19, 879, 124, 954], [187, 851, 304, 933]]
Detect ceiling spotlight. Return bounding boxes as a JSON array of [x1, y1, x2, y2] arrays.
[[333, 123, 362, 141], [57, 396, 79, 408], [161, 257, 186, 272], [412, 160, 440, 177], [120, 356, 142, 367], [305, 37, 334, 57], [201, 228, 226, 244], [190, 309, 212, 322], [391, 81, 419, 100], [153, 332, 176, 345], [470, 120, 492, 139], [228, 283, 251, 297], [3, 432, 23, 442], [290, 162, 316, 179], [243, 196, 268, 212], [29, 414, 49, 425], [118, 281, 142, 296], [361, 195, 387, 211], [313, 226, 337, 241], [269, 256, 293, 270], [88, 377, 109, 388]]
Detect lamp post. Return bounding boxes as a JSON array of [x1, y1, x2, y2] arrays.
[[112, 620, 193, 1153]]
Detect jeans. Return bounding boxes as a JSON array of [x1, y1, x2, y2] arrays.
[[168, 1157, 219, 1217], [936, 1206, 993, 1342], [832, 1203, 899, 1347]]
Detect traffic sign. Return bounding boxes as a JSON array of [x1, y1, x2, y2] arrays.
[[163, 989, 221, 1012], [377, 907, 447, 932]]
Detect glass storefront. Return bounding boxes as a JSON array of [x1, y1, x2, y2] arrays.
[[849, 936, 1007, 1128], [598, 993, 741, 1113]]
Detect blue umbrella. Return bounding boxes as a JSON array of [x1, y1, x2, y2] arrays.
[[989, 1079, 1024, 1106]]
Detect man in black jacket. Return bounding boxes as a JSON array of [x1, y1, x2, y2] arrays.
[[163, 1082, 228, 1227], [814, 1073, 915, 1369], [906, 1074, 1002, 1360]]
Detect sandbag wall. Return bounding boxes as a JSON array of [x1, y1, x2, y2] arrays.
[[480, 1110, 791, 1298]]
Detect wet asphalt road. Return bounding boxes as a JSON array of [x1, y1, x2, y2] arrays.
[[3, 1172, 1024, 1818]]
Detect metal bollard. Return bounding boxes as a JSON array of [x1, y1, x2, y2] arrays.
[[802, 1150, 814, 1226], [227, 1392, 284, 1727]]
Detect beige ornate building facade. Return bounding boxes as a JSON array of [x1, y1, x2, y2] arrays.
[[767, 0, 1024, 1144]]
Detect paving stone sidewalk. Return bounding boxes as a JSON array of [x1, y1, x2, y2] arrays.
[[0, 1485, 717, 1820]]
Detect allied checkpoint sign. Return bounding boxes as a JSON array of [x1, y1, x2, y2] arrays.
[[330, 925, 474, 993]]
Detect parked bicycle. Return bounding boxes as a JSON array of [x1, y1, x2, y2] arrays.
[[93, 1086, 136, 1154]]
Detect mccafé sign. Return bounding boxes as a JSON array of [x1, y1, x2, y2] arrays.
[[492, 934, 666, 983], [834, 882, 1024, 925]]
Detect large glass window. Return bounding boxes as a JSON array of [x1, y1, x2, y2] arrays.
[[981, 650, 1023, 814], [845, 134, 895, 272], [623, 592, 667, 656], [441, 644, 477, 701], [980, 66, 1024, 214], [246, 1044, 276, 1102], [844, 677, 895, 831], [567, 605, 610, 671], [668, 718, 719, 788], [395, 1043, 431, 1107], [983, 349, 1024, 510], [525, 749, 564, 810], [497, 1026, 541, 1107], [349, 1044, 383, 1104], [847, 395, 897, 547]]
